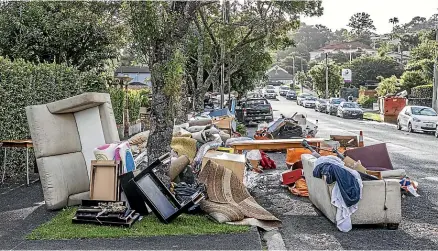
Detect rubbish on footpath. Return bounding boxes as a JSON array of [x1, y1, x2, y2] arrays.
[[289, 178, 309, 197]]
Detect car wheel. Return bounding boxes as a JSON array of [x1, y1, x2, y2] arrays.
[[435, 128, 438, 138], [359, 115, 363, 120], [408, 122, 413, 133], [397, 120, 401, 130]]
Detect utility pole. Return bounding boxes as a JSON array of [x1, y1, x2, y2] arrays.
[[325, 53, 329, 99], [292, 56, 295, 88], [349, 44, 352, 63], [220, 1, 225, 109], [433, 24, 438, 111], [300, 58, 304, 93]]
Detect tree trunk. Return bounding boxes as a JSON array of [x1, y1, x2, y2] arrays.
[[175, 80, 188, 124], [143, 45, 175, 187]]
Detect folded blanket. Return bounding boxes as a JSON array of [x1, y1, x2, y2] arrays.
[[171, 137, 197, 162], [199, 160, 281, 231]]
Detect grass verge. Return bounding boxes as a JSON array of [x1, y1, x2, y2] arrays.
[[27, 208, 249, 240], [363, 112, 382, 122]]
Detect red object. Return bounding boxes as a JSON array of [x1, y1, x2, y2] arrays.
[[260, 150, 276, 169], [282, 169, 303, 185], [358, 131, 364, 147], [380, 97, 407, 116]]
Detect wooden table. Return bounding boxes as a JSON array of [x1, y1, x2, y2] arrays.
[[1, 140, 33, 186], [231, 138, 324, 154]]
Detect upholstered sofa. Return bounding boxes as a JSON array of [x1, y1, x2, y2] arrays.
[[301, 154, 402, 229], [26, 93, 120, 210]]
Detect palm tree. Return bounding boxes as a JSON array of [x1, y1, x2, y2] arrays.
[[389, 17, 399, 31]]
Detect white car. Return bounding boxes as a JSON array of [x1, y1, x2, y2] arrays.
[[296, 93, 312, 106], [397, 106, 438, 133], [264, 89, 277, 99], [302, 97, 317, 108]]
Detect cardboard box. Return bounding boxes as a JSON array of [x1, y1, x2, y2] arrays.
[[202, 150, 246, 181]]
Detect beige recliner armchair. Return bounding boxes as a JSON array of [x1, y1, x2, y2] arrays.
[[301, 154, 402, 229], [26, 93, 120, 210]]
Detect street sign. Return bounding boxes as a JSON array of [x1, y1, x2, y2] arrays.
[[341, 69, 352, 83]]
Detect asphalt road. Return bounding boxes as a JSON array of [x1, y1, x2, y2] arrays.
[[250, 93, 438, 250]]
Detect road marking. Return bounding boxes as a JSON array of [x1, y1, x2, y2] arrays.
[[423, 177, 438, 182]]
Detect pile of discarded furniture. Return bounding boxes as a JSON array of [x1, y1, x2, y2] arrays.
[[25, 92, 281, 230], [279, 132, 418, 232], [254, 113, 318, 140]]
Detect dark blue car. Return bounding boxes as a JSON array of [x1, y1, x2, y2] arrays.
[[286, 90, 297, 100]]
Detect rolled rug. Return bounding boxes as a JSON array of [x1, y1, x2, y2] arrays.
[[169, 155, 190, 181], [188, 118, 212, 127]]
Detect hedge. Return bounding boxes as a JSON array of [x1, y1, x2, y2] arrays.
[[411, 84, 433, 98], [108, 88, 150, 125], [0, 57, 107, 182]]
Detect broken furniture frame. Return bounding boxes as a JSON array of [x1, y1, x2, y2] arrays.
[[130, 153, 204, 223], [230, 138, 324, 154], [89, 160, 121, 201]]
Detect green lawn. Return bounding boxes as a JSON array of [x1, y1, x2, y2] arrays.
[[27, 208, 249, 240], [363, 112, 382, 122]]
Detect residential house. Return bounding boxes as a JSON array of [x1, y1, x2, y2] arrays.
[[265, 65, 293, 85], [310, 41, 377, 61], [114, 66, 151, 89], [386, 51, 410, 65]]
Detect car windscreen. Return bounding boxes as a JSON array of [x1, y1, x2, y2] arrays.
[[343, 102, 359, 108], [319, 100, 327, 104], [411, 107, 437, 116], [331, 99, 344, 104], [280, 86, 290, 90], [299, 94, 311, 98], [246, 100, 268, 106], [266, 90, 275, 93], [306, 97, 317, 101]]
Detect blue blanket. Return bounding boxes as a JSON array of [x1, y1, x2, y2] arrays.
[[313, 161, 361, 207]]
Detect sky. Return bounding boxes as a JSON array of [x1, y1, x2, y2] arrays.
[[301, 0, 438, 34]]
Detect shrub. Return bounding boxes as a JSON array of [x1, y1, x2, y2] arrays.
[[357, 95, 377, 108], [236, 122, 247, 136], [128, 90, 141, 122], [109, 88, 125, 124], [411, 84, 433, 98], [0, 57, 107, 182]]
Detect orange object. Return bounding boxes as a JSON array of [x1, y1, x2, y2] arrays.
[[379, 97, 407, 116], [359, 131, 364, 147], [286, 148, 311, 165], [289, 178, 309, 197]]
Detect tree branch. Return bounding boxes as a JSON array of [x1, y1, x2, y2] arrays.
[[198, 8, 219, 48]]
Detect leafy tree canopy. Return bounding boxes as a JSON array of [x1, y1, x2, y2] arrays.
[[308, 61, 343, 97], [0, 1, 126, 71], [348, 56, 403, 86]]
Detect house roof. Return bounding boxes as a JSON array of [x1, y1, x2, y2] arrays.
[[115, 66, 150, 74], [266, 65, 293, 80], [319, 41, 372, 51]]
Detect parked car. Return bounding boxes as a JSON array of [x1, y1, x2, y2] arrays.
[[337, 102, 363, 119], [286, 90, 297, 100], [397, 106, 438, 133], [302, 96, 317, 108], [296, 93, 312, 106], [315, 99, 328, 112], [279, 86, 291, 96], [235, 98, 273, 125], [326, 98, 346, 115], [264, 89, 277, 99], [266, 85, 275, 90]]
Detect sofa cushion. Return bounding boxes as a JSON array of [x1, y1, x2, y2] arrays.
[[74, 107, 106, 178], [26, 105, 82, 158], [68, 191, 90, 207], [37, 152, 89, 210], [47, 92, 109, 114], [98, 101, 120, 143]]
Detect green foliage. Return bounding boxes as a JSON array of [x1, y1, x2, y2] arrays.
[[376, 75, 399, 97], [411, 84, 433, 98], [163, 50, 185, 99], [348, 12, 376, 36], [139, 89, 151, 107], [0, 57, 106, 181], [308, 62, 343, 97], [357, 95, 377, 108], [109, 88, 125, 125], [0, 2, 125, 71], [295, 71, 307, 86], [128, 90, 142, 123], [236, 122, 247, 136], [109, 88, 149, 124], [400, 70, 429, 92], [348, 56, 403, 86]]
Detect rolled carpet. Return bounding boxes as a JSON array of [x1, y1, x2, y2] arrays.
[[171, 137, 197, 162], [199, 160, 281, 231]]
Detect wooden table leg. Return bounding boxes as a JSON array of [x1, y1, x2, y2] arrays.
[[1, 148, 6, 184], [26, 148, 29, 186]]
